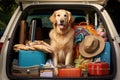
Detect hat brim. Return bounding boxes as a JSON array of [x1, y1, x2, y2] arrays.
[[79, 35, 105, 58]]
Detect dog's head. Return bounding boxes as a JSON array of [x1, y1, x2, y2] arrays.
[[50, 9, 74, 29]]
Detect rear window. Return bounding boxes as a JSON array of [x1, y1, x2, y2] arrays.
[[6, 4, 116, 80], [26, 14, 86, 28], [26, 14, 52, 28]]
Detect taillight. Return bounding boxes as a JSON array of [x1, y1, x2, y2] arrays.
[[0, 43, 3, 53]]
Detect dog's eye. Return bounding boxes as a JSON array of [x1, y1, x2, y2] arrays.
[[64, 14, 67, 17], [57, 14, 60, 17]]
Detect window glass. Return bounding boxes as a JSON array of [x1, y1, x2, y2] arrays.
[[26, 14, 86, 28]]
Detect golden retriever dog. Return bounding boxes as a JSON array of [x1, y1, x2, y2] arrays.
[[49, 9, 74, 69]]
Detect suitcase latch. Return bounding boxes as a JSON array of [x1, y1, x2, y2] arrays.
[[26, 68, 30, 74]]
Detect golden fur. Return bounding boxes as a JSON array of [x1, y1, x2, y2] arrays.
[[49, 9, 74, 67]]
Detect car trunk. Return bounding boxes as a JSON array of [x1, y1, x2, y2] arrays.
[[6, 4, 116, 80], [15, 0, 108, 5]]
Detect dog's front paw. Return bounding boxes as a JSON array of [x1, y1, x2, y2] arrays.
[[53, 68, 58, 77]]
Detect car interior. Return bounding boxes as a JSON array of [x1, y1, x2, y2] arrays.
[[6, 4, 116, 79]]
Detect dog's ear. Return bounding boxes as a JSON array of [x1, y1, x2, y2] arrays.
[[49, 11, 56, 24], [67, 11, 74, 24]]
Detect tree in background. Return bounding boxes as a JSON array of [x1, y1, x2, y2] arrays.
[[0, 0, 17, 29], [0, 0, 120, 34]]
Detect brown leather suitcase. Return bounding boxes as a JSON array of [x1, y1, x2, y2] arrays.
[[34, 18, 43, 40], [12, 65, 40, 77]]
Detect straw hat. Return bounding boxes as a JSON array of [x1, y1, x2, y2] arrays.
[[79, 35, 105, 58]]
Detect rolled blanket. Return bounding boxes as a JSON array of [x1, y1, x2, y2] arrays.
[[13, 40, 54, 53]]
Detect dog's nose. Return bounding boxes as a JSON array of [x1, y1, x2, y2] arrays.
[[60, 20, 64, 24]]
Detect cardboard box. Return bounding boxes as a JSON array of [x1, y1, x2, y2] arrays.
[[88, 62, 109, 76], [58, 68, 82, 77], [40, 68, 53, 77]]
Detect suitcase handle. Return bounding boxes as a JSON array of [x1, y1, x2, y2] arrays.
[[30, 20, 36, 42]]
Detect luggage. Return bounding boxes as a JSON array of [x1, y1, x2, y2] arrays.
[[29, 18, 43, 41], [58, 68, 82, 77], [34, 18, 43, 40], [18, 50, 46, 67], [12, 65, 39, 77], [88, 62, 109, 76], [29, 20, 37, 42], [18, 19, 47, 67], [94, 42, 111, 66]]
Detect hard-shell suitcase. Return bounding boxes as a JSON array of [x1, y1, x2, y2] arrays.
[[88, 62, 109, 76], [94, 42, 111, 66], [58, 68, 82, 77], [12, 65, 39, 77], [18, 50, 46, 67], [18, 19, 47, 67]]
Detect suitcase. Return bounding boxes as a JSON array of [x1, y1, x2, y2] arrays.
[[12, 65, 39, 77], [58, 68, 82, 77], [94, 42, 111, 66], [29, 19, 43, 41], [29, 19, 36, 42], [88, 62, 109, 76], [18, 50, 46, 67], [34, 18, 43, 40], [18, 19, 47, 67]]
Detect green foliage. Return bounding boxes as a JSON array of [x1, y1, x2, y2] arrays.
[[0, 0, 17, 29]]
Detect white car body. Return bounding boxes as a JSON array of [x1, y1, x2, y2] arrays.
[[0, 0, 120, 80]]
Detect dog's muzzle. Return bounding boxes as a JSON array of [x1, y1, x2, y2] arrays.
[[59, 24, 65, 29], [58, 20, 65, 29]]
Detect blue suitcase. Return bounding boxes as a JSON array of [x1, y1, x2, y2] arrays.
[[18, 50, 46, 67], [18, 20, 47, 67], [94, 42, 111, 66]]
